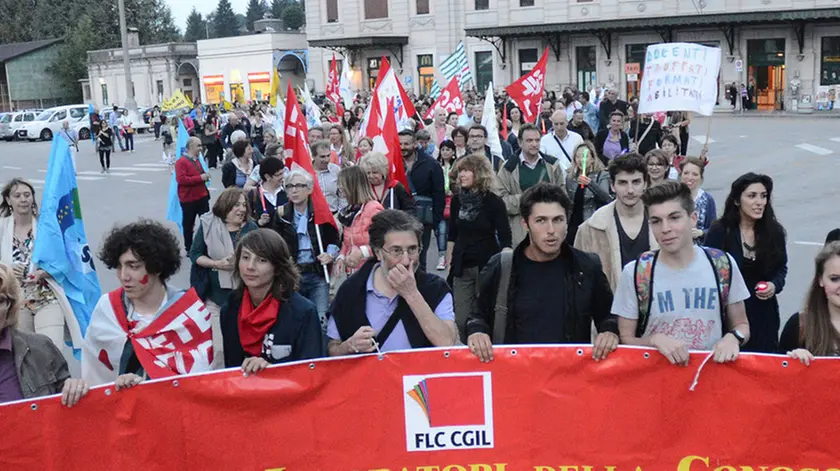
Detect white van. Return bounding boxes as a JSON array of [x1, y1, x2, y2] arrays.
[[0, 110, 41, 140], [18, 105, 91, 142]]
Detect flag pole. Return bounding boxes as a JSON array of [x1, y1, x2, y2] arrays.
[[315, 224, 330, 283]]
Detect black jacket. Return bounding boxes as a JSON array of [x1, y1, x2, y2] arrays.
[[594, 129, 630, 165], [466, 238, 618, 343], [478, 145, 505, 172], [406, 150, 446, 225], [221, 290, 324, 367], [379, 182, 415, 212], [629, 118, 662, 156], [598, 99, 629, 132], [221, 158, 258, 188], [568, 121, 595, 142], [271, 201, 341, 278], [328, 259, 451, 348], [221, 122, 246, 148], [448, 191, 512, 278]]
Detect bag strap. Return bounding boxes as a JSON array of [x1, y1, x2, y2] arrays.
[[701, 247, 731, 335], [553, 135, 573, 162], [376, 303, 404, 347], [492, 250, 514, 344], [633, 250, 659, 338]]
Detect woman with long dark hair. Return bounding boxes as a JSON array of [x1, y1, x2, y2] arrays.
[[221, 229, 323, 373], [780, 241, 840, 363], [705, 173, 788, 353]]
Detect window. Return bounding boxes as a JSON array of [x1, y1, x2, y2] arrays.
[[157, 80, 165, 102], [50, 110, 67, 122], [417, 54, 434, 96], [326, 0, 338, 23], [24, 113, 34, 121], [519, 48, 538, 77], [475, 0, 489, 10], [13, 114, 22, 123], [364, 0, 388, 19], [520, 0, 535, 6], [576, 46, 596, 91], [183, 78, 192, 87], [475, 51, 493, 93], [101, 84, 109, 107], [625, 43, 653, 99], [416, 0, 430, 14], [367, 56, 390, 89], [821, 37, 840, 85], [70, 107, 86, 119]]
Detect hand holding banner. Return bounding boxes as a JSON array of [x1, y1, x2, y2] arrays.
[[638, 42, 722, 116]]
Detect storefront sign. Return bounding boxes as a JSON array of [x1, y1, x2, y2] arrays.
[[1, 347, 838, 470], [625, 62, 641, 74], [247, 72, 271, 83], [639, 42, 721, 116], [202, 75, 224, 85]]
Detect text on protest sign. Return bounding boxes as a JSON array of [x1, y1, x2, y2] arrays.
[[638, 42, 721, 116]]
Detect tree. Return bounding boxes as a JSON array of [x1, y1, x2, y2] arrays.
[[184, 8, 207, 41], [212, 0, 239, 38], [0, 0, 35, 43], [245, 0, 266, 31], [270, 0, 289, 20], [47, 15, 101, 102], [281, 3, 305, 30]]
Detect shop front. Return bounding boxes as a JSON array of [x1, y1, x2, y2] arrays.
[[248, 72, 271, 101], [203, 75, 225, 104], [625, 43, 653, 99], [747, 38, 786, 111]]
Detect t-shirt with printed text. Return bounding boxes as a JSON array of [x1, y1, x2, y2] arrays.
[[611, 245, 750, 350]]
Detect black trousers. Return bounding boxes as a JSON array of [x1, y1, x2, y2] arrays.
[[98, 149, 111, 169], [154, 122, 161, 139], [181, 196, 210, 252], [679, 126, 689, 156]]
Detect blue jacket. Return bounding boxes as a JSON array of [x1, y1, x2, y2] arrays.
[[406, 150, 445, 225]]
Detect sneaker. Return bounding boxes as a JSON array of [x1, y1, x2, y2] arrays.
[[131, 150, 135, 153], [436, 255, 447, 271], [105, 168, 110, 174], [100, 168, 105, 174]]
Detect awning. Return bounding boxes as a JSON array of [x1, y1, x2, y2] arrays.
[[308, 36, 409, 67], [465, 7, 840, 61]]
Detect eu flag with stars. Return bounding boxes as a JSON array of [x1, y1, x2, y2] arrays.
[[33, 137, 102, 350], [166, 119, 210, 232]]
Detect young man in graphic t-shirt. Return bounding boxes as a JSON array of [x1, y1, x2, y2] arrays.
[[612, 181, 751, 365]]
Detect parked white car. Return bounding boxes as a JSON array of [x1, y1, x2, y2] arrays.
[[18, 105, 92, 142], [0, 110, 41, 140]]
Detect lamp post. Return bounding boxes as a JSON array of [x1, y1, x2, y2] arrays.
[[118, 0, 138, 113]]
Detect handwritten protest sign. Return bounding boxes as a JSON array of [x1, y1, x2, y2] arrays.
[[638, 42, 721, 116]]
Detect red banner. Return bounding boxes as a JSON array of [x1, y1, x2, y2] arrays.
[[2, 346, 838, 470], [506, 48, 548, 123], [424, 77, 465, 120]]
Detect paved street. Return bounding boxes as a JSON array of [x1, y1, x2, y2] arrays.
[[1, 116, 838, 328]]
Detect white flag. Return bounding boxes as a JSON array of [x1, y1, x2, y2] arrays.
[[339, 59, 353, 110], [481, 82, 502, 158]]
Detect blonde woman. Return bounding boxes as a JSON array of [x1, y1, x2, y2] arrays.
[[0, 178, 83, 354], [357, 137, 374, 159], [565, 142, 613, 243], [334, 166, 385, 276], [358, 152, 414, 211], [328, 124, 355, 168], [446, 154, 512, 338]]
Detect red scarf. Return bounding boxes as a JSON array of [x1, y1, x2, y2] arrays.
[[238, 289, 281, 357]]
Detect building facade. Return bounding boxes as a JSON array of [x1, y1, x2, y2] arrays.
[[0, 39, 75, 112], [305, 0, 840, 111], [196, 31, 309, 105], [86, 32, 199, 109]]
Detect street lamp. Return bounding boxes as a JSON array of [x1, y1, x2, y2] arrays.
[[118, 0, 140, 116]]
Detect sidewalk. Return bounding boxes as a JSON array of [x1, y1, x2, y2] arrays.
[[713, 106, 840, 118]]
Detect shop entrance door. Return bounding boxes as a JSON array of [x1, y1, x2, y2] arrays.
[[747, 39, 786, 111]]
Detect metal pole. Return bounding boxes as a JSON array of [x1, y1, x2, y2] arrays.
[[118, 0, 138, 112]]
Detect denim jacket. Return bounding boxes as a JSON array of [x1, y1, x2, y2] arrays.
[[13, 329, 69, 399]]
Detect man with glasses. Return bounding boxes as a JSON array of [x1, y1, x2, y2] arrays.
[[467, 125, 504, 172], [326, 210, 457, 355], [311, 139, 346, 214]]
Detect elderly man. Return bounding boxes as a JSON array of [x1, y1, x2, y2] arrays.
[[598, 88, 628, 133], [311, 139, 346, 213], [221, 113, 245, 148], [326, 210, 457, 355], [174, 136, 211, 251], [432, 107, 454, 148], [539, 110, 584, 175]]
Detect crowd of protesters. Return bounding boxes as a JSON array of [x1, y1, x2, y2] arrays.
[[2, 84, 838, 408]]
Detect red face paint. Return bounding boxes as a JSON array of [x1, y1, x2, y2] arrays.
[[139, 275, 149, 285]]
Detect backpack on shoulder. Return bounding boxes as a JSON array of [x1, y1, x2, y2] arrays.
[[633, 248, 731, 338]]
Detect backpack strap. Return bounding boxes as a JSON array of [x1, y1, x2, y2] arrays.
[[492, 250, 514, 344], [633, 250, 659, 338], [701, 247, 732, 335]]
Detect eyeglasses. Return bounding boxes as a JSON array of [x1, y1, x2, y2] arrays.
[[286, 184, 309, 190], [380, 245, 421, 258], [0, 296, 12, 308]]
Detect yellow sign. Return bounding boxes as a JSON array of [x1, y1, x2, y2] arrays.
[[161, 89, 194, 111]]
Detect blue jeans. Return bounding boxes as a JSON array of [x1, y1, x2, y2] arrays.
[[299, 272, 330, 334], [436, 220, 447, 252], [113, 127, 125, 150]]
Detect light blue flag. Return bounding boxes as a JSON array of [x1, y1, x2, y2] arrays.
[[32, 137, 102, 354], [87, 103, 96, 141]]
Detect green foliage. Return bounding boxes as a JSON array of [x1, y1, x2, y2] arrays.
[[46, 15, 100, 103], [281, 3, 305, 30], [212, 0, 240, 38], [245, 0, 266, 31], [184, 8, 208, 42]]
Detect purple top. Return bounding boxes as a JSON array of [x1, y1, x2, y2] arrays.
[[603, 136, 623, 161], [327, 264, 455, 352], [0, 328, 23, 403]]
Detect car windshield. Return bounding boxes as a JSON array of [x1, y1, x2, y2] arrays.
[[35, 110, 53, 121], [0, 115, 10, 123]]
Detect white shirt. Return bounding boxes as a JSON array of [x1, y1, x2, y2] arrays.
[[540, 130, 583, 175], [611, 246, 750, 350]]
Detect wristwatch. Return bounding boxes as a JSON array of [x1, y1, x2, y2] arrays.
[[728, 329, 746, 346]]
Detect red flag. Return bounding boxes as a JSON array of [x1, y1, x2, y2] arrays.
[[359, 57, 417, 141], [383, 98, 410, 192], [373, 56, 391, 91], [502, 103, 509, 140], [505, 48, 548, 123], [326, 54, 345, 117], [283, 83, 336, 228], [423, 77, 464, 120]]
